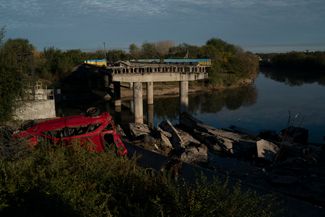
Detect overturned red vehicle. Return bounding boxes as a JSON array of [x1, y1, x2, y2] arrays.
[[14, 111, 128, 156]]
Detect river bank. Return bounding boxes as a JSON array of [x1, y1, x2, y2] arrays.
[[126, 113, 325, 217], [119, 77, 255, 99]]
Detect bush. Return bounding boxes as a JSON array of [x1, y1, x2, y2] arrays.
[[203, 39, 259, 88], [0, 142, 278, 217], [0, 38, 31, 122]]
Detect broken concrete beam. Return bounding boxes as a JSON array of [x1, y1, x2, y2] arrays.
[[191, 127, 256, 158], [178, 129, 201, 147], [159, 131, 173, 149], [197, 127, 257, 159], [159, 120, 183, 148], [129, 123, 151, 138], [191, 129, 225, 153], [180, 144, 208, 164], [181, 112, 252, 141], [207, 128, 252, 141], [157, 127, 172, 138], [181, 113, 261, 159], [256, 139, 280, 161]]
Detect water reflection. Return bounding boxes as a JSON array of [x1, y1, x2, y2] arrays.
[[262, 67, 325, 86], [153, 85, 257, 120], [57, 71, 325, 143], [151, 74, 325, 143], [147, 105, 154, 128]]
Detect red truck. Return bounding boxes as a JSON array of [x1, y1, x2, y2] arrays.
[[13, 111, 128, 156]]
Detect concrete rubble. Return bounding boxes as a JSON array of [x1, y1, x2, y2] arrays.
[[127, 112, 325, 207], [159, 120, 183, 148], [256, 139, 280, 161], [129, 123, 151, 138]]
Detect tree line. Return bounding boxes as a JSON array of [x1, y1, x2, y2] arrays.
[[1, 31, 258, 86], [108, 39, 259, 87], [0, 26, 259, 122], [0, 28, 101, 121], [259, 51, 325, 71]]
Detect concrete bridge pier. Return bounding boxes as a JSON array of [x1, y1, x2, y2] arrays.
[[147, 104, 154, 128], [147, 82, 154, 105], [110, 64, 209, 123], [180, 81, 189, 113], [114, 82, 121, 107], [133, 82, 143, 124], [130, 100, 134, 114]]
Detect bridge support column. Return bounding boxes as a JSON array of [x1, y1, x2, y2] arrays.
[[130, 82, 133, 89], [134, 82, 143, 124], [130, 100, 134, 114], [147, 104, 154, 128], [114, 82, 121, 107], [147, 82, 154, 105], [179, 81, 188, 113]]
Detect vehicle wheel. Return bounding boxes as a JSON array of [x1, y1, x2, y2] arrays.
[[86, 107, 100, 117]]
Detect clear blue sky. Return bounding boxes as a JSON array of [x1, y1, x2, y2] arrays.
[[1, 0, 325, 53]]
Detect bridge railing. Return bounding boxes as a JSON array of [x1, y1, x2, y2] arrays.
[[107, 65, 209, 74]]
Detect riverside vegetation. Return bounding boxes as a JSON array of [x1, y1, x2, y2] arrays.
[[0, 140, 277, 217], [259, 51, 325, 85], [259, 51, 325, 71], [0, 27, 276, 216], [0, 25, 258, 122]]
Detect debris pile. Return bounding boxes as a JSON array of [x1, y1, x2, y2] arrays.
[[128, 112, 325, 206]]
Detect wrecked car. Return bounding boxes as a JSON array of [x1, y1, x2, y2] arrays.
[[13, 111, 128, 156]]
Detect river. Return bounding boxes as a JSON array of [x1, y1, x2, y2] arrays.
[[58, 69, 325, 144]]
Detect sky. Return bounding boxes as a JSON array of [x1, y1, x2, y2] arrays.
[[1, 0, 325, 53]]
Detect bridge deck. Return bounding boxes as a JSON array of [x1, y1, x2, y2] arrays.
[[107, 63, 209, 82]]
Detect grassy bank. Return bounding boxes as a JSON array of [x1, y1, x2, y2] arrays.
[[0, 142, 277, 217]]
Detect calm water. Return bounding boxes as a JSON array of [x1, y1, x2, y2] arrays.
[[59, 70, 325, 143], [151, 71, 325, 143]]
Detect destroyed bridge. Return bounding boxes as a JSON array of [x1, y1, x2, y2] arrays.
[[100, 59, 211, 124]]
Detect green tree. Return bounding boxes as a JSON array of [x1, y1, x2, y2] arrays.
[[141, 42, 158, 58], [1, 38, 35, 76], [64, 49, 85, 65], [42, 47, 63, 80], [106, 49, 128, 63], [129, 43, 140, 59], [39, 47, 81, 80], [0, 34, 34, 122], [168, 43, 202, 58], [202, 38, 258, 87], [0, 26, 5, 45]]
